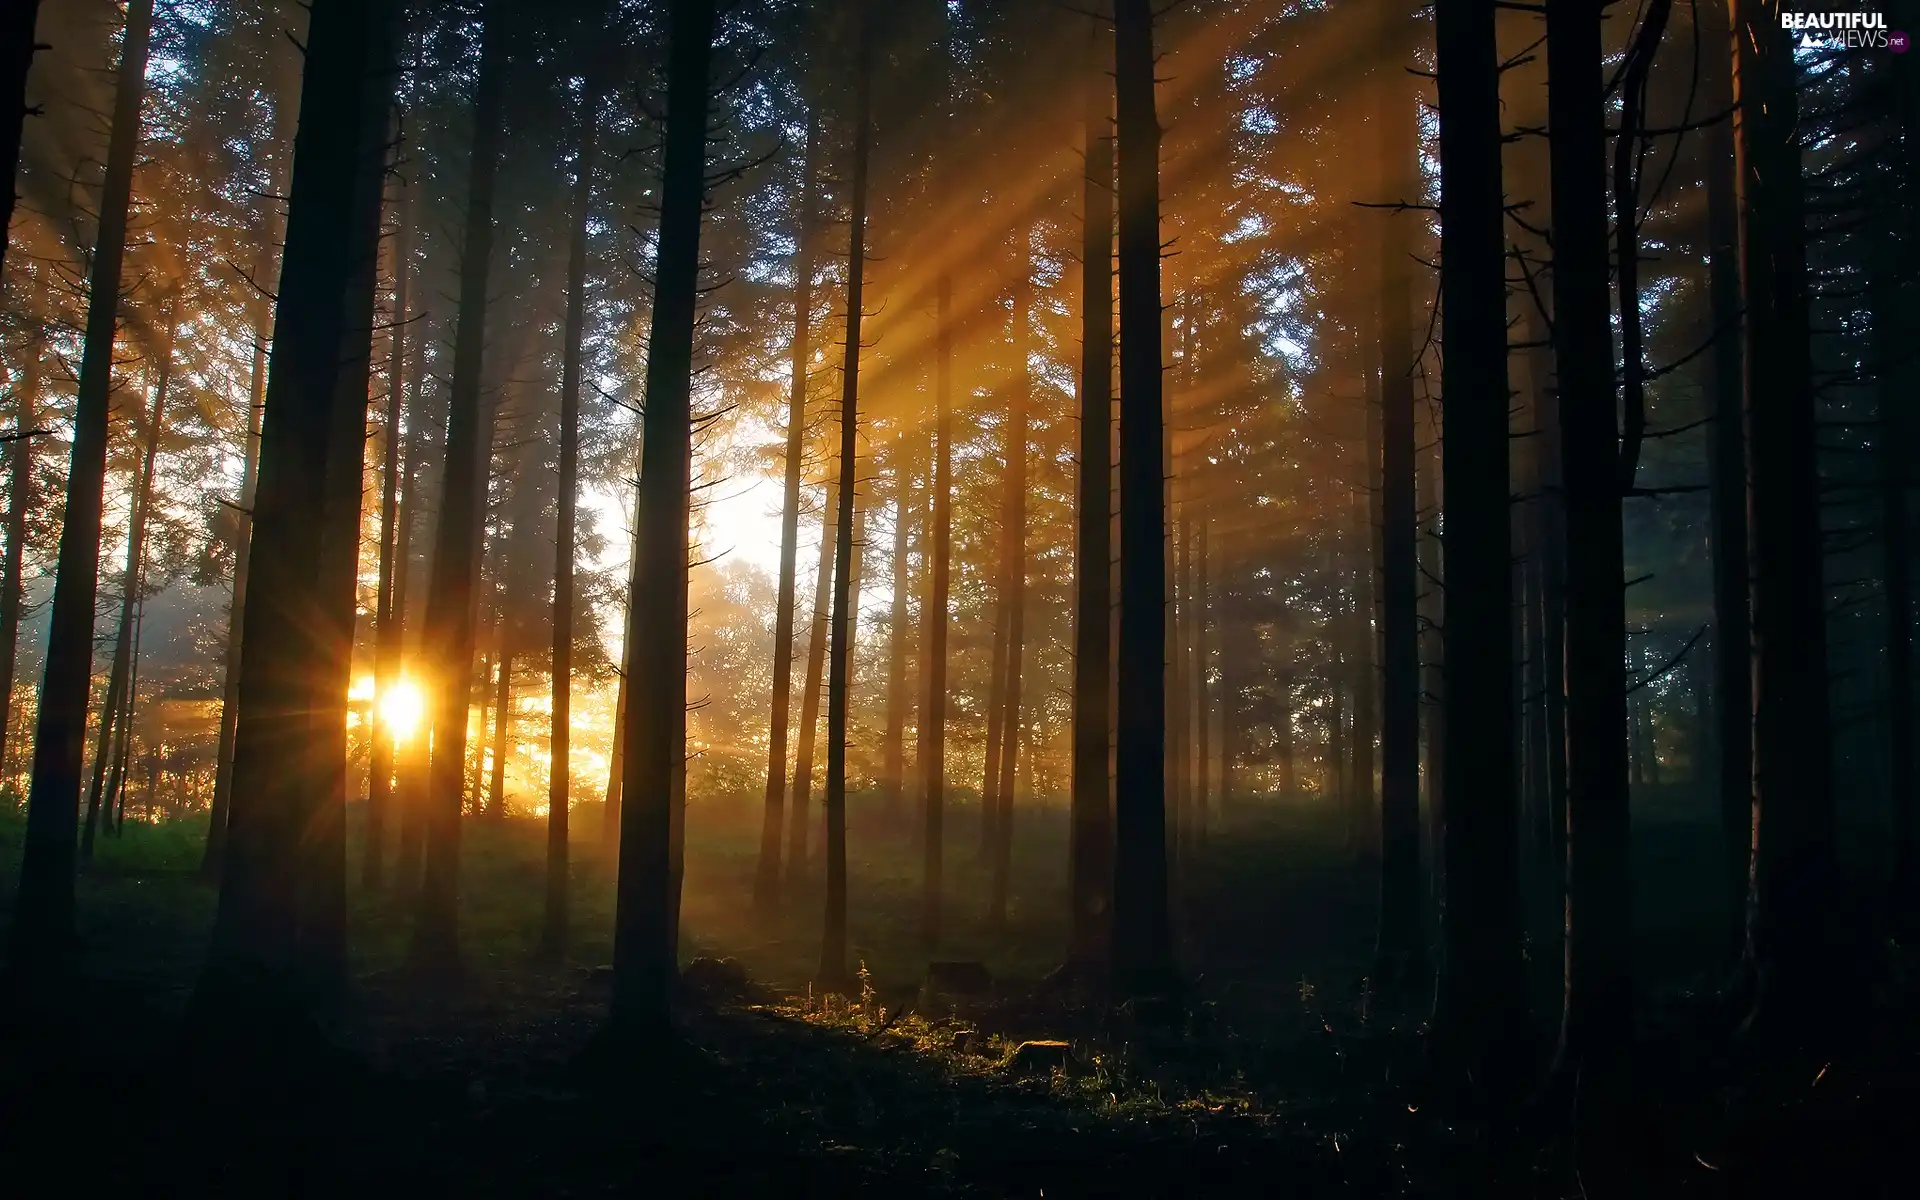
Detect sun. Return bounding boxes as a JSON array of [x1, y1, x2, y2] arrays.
[[378, 677, 427, 743]]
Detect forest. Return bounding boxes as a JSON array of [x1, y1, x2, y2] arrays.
[[0, 0, 1915, 1193]]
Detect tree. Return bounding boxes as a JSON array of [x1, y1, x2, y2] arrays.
[[819, 0, 872, 993], [366, 147, 413, 892], [608, 0, 716, 1039], [1109, 0, 1175, 999], [543, 56, 604, 962], [1066, 9, 1114, 975], [0, 270, 45, 773], [756, 102, 819, 913], [413, 1, 508, 977], [0, 0, 43, 274], [1431, 0, 1525, 1104], [195, 0, 401, 1024], [1731, 0, 1836, 1044], [1545, 0, 1636, 1139], [82, 301, 176, 860], [8, 0, 154, 983], [1371, 1, 1423, 990], [987, 259, 1030, 931]]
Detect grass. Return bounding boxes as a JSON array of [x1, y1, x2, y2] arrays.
[[0, 788, 1911, 1196]]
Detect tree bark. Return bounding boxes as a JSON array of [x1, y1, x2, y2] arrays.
[[412, 2, 506, 976], [1731, 0, 1835, 1043], [9, 0, 153, 980], [1193, 520, 1211, 844], [921, 270, 953, 947], [366, 149, 413, 892], [819, 7, 871, 992], [0, 274, 47, 776], [1374, 3, 1423, 987], [1110, 0, 1175, 998], [788, 469, 837, 880], [543, 71, 601, 960], [83, 307, 174, 861], [0, 0, 43, 280], [196, 0, 400, 1026], [608, 0, 713, 1038], [1696, 0, 1752, 970], [1068, 11, 1115, 970], [989, 262, 1030, 931], [882, 439, 912, 830], [1544, 0, 1633, 1132], [757, 111, 817, 911], [1432, 0, 1525, 1104]]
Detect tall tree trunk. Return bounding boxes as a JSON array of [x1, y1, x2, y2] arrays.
[[366, 154, 413, 892], [788, 470, 837, 880], [758, 111, 817, 909], [1193, 522, 1210, 843], [978, 506, 1012, 862], [106, 589, 144, 836], [603, 499, 637, 851], [0, 0, 43, 278], [819, 7, 871, 992], [1544, 0, 1633, 1135], [304, 19, 393, 995], [882, 439, 912, 830], [989, 263, 1031, 931], [8, 0, 152, 982], [488, 645, 511, 815], [1696, 0, 1752, 970], [1374, 3, 1423, 986], [413, 3, 506, 976], [207, 237, 278, 881], [608, 0, 713, 1038], [1432, 0, 1524, 1104], [196, 0, 400, 1025], [393, 323, 434, 893], [1110, 0, 1175, 998], [83, 310, 173, 860], [544, 71, 601, 960], [1068, 11, 1115, 970], [921, 270, 953, 946], [0, 276, 47, 776], [1731, 0, 1834, 1043]]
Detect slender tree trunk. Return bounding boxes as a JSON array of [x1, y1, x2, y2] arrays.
[[197, 0, 401, 1025], [543, 73, 601, 959], [1110, 0, 1175, 998], [1731, 0, 1835, 1043], [1544, 0, 1633, 1135], [603, 501, 637, 850], [304, 26, 392, 994], [1068, 12, 1115, 970], [413, 3, 506, 976], [757, 113, 817, 909], [788, 470, 837, 880], [1374, 4, 1423, 986], [989, 265, 1031, 930], [1695, 0, 1752, 969], [818, 8, 871, 991], [8, 0, 153, 981], [366, 155, 413, 892], [107, 590, 143, 835], [1432, 0, 1525, 1104], [83, 311, 173, 860], [1194, 522, 1210, 843], [882, 440, 912, 830], [921, 270, 953, 947], [979, 512, 1012, 861], [0, 275, 47, 776], [607, 0, 713, 1039], [488, 646, 511, 815], [0, 0, 43, 280]]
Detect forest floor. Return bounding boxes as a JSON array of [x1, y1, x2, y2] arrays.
[[0, 791, 1913, 1197]]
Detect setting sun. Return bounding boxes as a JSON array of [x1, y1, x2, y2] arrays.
[[378, 677, 426, 743]]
